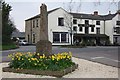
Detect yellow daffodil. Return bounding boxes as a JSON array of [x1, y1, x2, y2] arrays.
[[37, 53, 40, 56], [40, 56, 43, 59], [43, 54, 45, 58], [52, 55, 55, 60], [12, 58, 14, 60], [67, 56, 71, 59], [31, 58, 34, 60], [22, 58, 24, 60], [18, 58, 20, 60]]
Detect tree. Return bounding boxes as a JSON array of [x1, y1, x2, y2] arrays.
[[2, 1, 16, 45], [63, 0, 117, 45], [63, 0, 81, 45]]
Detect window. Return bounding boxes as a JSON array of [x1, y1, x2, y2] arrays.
[[61, 33, 67, 43], [90, 25, 95, 27], [73, 26, 77, 31], [85, 20, 89, 24], [28, 35, 29, 42], [116, 27, 120, 34], [53, 33, 60, 43], [33, 34, 35, 43], [33, 20, 35, 28], [96, 21, 100, 25], [116, 21, 120, 25], [114, 27, 117, 32], [53, 32, 68, 43], [58, 18, 64, 26], [36, 19, 38, 27], [96, 28, 100, 34], [78, 24, 83, 32], [91, 27, 94, 32], [73, 19, 77, 24], [79, 27, 82, 31]]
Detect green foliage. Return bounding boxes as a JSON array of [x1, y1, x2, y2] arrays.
[[2, 43, 18, 50], [8, 52, 75, 71], [80, 40, 86, 46], [2, 1, 16, 45]]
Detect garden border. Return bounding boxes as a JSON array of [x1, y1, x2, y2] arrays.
[[3, 64, 78, 77]]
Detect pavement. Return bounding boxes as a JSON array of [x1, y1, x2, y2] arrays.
[[1, 57, 119, 78], [1, 46, 119, 68]]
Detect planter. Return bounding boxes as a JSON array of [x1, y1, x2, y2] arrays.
[[3, 64, 78, 77]]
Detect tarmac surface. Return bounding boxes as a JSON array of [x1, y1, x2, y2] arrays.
[[1, 46, 120, 67]]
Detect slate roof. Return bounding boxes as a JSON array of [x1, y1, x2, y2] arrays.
[[25, 7, 117, 21], [25, 8, 60, 21], [12, 32, 25, 38], [70, 13, 117, 20]]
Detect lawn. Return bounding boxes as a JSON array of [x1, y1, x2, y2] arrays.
[[1, 43, 18, 50]]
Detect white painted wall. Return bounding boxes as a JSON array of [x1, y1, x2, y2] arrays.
[[48, 8, 72, 45], [74, 19, 104, 34], [25, 7, 120, 45], [105, 20, 113, 43]]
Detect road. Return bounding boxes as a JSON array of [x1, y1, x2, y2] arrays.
[[1, 46, 120, 68]]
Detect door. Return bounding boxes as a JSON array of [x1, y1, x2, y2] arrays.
[[85, 27, 89, 34]]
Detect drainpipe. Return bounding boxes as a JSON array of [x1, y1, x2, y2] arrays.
[[104, 20, 105, 34], [31, 20, 32, 44]]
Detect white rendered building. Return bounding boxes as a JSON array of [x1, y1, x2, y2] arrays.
[[25, 7, 120, 45]]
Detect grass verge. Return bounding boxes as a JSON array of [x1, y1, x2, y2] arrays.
[[1, 44, 18, 50]]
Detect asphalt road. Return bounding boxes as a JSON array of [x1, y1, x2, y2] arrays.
[[1, 46, 120, 68]]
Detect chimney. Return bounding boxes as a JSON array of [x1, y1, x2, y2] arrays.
[[109, 11, 111, 14], [94, 11, 98, 15]]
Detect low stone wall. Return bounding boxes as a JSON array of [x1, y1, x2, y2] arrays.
[[3, 64, 78, 77]]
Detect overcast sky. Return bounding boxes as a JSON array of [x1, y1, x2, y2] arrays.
[[5, 0, 119, 32]]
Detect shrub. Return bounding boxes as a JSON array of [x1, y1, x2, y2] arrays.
[[8, 52, 75, 71]]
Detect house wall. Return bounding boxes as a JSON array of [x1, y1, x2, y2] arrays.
[[112, 14, 120, 44], [25, 7, 120, 45], [73, 19, 104, 34], [25, 20, 32, 44], [105, 20, 113, 43], [25, 18, 40, 44], [25, 8, 72, 45], [48, 8, 72, 45]]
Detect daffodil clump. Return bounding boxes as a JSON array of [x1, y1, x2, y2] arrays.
[[8, 52, 75, 71]]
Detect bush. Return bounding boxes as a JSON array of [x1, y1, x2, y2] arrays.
[[8, 52, 75, 71], [80, 41, 86, 46]]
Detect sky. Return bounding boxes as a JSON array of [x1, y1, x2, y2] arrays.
[[5, 0, 119, 32]]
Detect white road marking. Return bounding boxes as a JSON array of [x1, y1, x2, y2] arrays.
[[91, 57, 120, 62]]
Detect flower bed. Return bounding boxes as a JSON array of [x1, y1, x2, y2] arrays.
[[3, 52, 78, 77]]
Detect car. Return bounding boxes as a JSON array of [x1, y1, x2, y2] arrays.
[[19, 40, 28, 46]]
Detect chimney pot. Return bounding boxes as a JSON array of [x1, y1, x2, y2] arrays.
[[94, 11, 98, 15], [109, 11, 111, 14]]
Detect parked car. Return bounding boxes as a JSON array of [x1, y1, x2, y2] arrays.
[[19, 40, 28, 46]]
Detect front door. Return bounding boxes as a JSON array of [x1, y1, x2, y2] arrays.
[[85, 27, 89, 34]]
